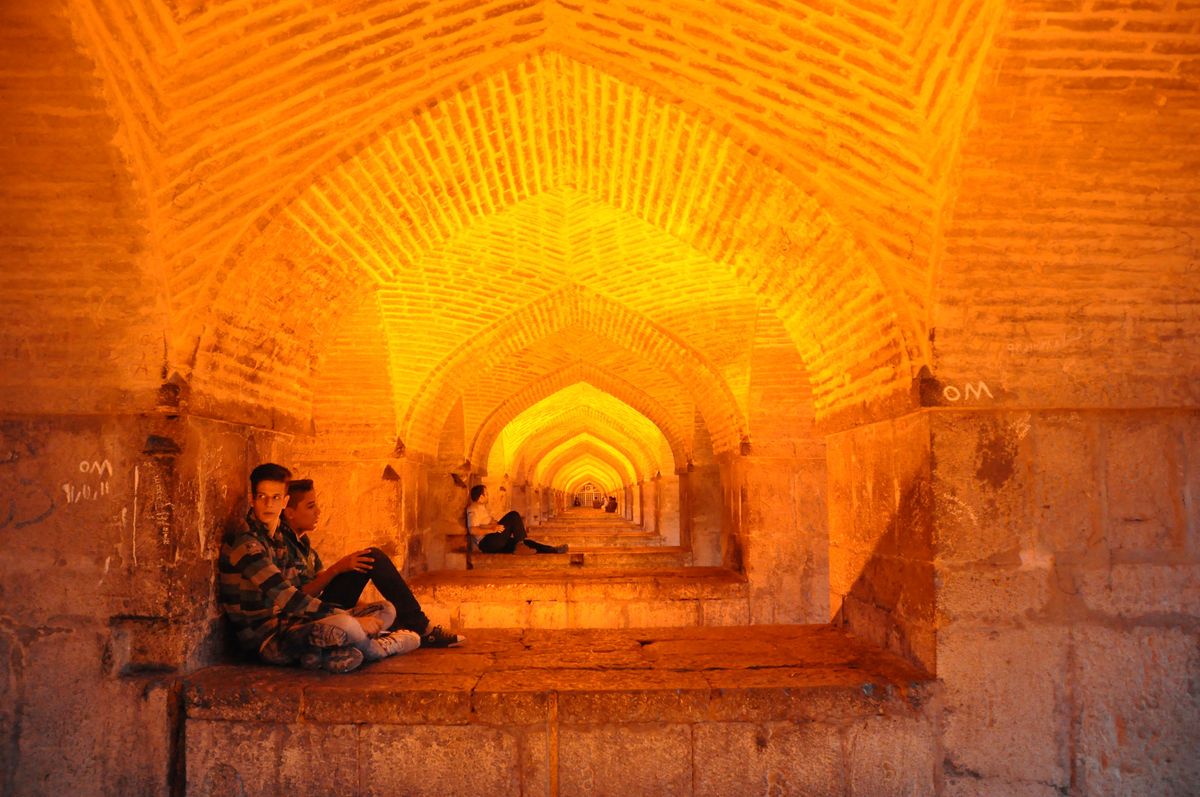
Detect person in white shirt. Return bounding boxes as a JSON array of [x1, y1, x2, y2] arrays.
[[466, 485, 567, 554]]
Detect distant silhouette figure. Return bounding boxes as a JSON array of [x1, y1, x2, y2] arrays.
[[604, 495, 618, 513]]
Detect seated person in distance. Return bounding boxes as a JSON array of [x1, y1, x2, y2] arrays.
[[466, 484, 567, 554]]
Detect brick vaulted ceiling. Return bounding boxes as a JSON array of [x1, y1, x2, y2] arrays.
[[43, 0, 1198, 466]]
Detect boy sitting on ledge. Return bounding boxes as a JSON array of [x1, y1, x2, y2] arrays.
[[218, 463, 418, 674], [283, 477, 463, 649]]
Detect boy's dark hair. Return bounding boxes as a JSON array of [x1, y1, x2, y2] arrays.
[[469, 484, 486, 502], [249, 463, 291, 494], [286, 479, 314, 507]]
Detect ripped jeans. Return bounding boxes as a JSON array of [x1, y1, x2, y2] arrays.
[[260, 600, 408, 665]]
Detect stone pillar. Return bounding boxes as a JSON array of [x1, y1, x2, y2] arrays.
[[0, 410, 291, 794], [724, 450, 829, 624], [690, 462, 723, 566], [930, 407, 1200, 795], [642, 477, 658, 535], [826, 410, 935, 672], [665, 471, 684, 548]]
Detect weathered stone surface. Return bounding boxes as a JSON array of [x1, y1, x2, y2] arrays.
[[552, 670, 711, 723], [278, 724, 359, 794], [1029, 413, 1101, 556], [558, 723, 692, 797], [1073, 626, 1200, 796], [936, 563, 1051, 625], [932, 413, 1036, 565], [692, 721, 844, 797], [361, 725, 523, 797], [471, 679, 553, 726], [185, 667, 304, 722], [186, 720, 284, 796], [528, 599, 569, 628], [941, 777, 1065, 797], [6, 1, 1200, 794], [847, 714, 936, 797], [1078, 562, 1200, 619], [623, 599, 701, 627], [699, 597, 751, 626], [303, 673, 477, 725], [1103, 418, 1184, 555], [939, 626, 1069, 787], [181, 626, 939, 793]]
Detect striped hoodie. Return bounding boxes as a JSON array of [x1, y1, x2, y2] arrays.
[[218, 508, 343, 653]]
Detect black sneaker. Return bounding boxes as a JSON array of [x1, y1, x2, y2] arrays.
[[552, 544, 569, 554], [421, 625, 465, 648]]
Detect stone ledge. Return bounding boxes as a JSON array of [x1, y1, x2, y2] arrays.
[[184, 625, 933, 727]]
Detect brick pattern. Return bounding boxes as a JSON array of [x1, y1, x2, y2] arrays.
[[399, 285, 750, 457], [44, 0, 1194, 425], [65, 2, 919, 419], [306, 293, 398, 455], [533, 436, 637, 487], [500, 398, 669, 479], [472, 363, 688, 469], [0, 2, 162, 413], [935, 0, 1200, 409], [504, 409, 666, 485]]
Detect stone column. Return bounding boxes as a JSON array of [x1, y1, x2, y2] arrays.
[[723, 451, 829, 624], [930, 407, 1200, 794], [826, 410, 934, 672]]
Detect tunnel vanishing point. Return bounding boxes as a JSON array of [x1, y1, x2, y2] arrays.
[[1, 0, 1198, 795]]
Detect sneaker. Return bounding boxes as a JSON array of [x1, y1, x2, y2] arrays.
[[552, 544, 569, 554], [371, 630, 421, 660], [308, 622, 350, 649], [421, 625, 465, 648], [299, 645, 363, 674]]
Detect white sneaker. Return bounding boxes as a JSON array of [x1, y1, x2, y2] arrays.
[[368, 630, 421, 660]]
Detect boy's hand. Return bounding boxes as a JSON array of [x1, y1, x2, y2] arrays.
[[335, 549, 375, 575], [357, 615, 384, 637]]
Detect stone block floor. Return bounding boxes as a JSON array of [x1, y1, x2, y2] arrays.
[[184, 625, 938, 796]]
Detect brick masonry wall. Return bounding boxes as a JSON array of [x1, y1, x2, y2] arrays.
[[935, 0, 1200, 411], [0, 2, 162, 415]]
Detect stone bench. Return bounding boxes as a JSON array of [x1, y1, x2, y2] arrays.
[[184, 625, 936, 797]]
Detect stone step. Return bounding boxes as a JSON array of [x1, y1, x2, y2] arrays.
[[410, 566, 748, 629], [462, 547, 690, 571], [184, 626, 937, 797], [446, 530, 664, 553]]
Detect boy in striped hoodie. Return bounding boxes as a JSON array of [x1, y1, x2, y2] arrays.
[[218, 462, 418, 673]]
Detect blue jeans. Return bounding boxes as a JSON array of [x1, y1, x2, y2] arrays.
[[260, 600, 415, 664]]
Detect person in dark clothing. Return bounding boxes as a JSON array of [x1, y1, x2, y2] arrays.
[[282, 478, 464, 648], [219, 463, 417, 674], [466, 485, 567, 554]]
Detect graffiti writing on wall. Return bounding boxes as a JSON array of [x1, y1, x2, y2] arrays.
[[62, 458, 113, 504], [0, 479, 56, 530], [942, 381, 994, 402]]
